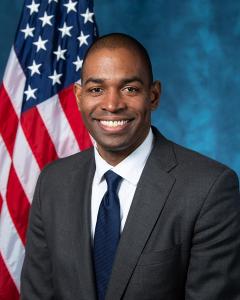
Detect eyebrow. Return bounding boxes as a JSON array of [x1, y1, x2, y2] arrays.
[[83, 76, 144, 86], [83, 78, 104, 85], [121, 76, 144, 85]]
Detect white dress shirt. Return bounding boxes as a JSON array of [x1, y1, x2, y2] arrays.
[[91, 128, 154, 240]]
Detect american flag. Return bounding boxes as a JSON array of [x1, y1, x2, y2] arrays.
[[0, 0, 97, 298]]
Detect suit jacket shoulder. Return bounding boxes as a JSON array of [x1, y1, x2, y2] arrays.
[[41, 146, 95, 176], [34, 146, 95, 213], [152, 126, 238, 182]]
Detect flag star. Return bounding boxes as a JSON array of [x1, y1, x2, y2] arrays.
[[24, 84, 37, 100], [73, 56, 83, 71], [26, 0, 40, 15], [53, 46, 67, 61], [21, 24, 35, 39], [63, 0, 77, 13], [49, 70, 62, 85], [77, 31, 90, 46], [33, 36, 48, 52], [48, 0, 58, 2], [80, 8, 94, 24], [39, 12, 54, 27], [27, 60, 41, 76], [58, 22, 73, 38]]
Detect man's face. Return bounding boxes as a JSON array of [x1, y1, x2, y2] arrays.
[[75, 47, 161, 164]]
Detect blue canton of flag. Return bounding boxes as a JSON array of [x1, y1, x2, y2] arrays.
[[15, 0, 97, 113]]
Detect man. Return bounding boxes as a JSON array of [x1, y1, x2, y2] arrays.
[[21, 33, 240, 300]]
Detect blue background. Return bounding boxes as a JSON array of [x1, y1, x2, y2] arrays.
[[0, 1, 239, 176]]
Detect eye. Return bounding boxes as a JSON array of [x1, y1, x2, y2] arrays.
[[123, 86, 139, 94], [88, 87, 103, 94]]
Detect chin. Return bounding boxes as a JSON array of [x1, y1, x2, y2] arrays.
[[98, 138, 141, 154]]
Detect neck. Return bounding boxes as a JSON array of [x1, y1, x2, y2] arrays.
[[96, 129, 151, 166], [97, 148, 134, 166]]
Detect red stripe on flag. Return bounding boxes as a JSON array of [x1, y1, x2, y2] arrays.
[[58, 85, 92, 151], [21, 107, 58, 169], [0, 254, 19, 300], [7, 165, 30, 245], [0, 84, 19, 156]]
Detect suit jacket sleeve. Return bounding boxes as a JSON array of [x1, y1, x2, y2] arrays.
[[185, 168, 240, 299], [20, 171, 54, 300]]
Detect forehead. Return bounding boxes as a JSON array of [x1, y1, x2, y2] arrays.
[[82, 47, 149, 83]]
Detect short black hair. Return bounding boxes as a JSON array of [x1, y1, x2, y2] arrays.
[[81, 33, 153, 83]]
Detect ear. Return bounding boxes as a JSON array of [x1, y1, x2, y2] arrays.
[[150, 80, 161, 111], [74, 83, 82, 111]]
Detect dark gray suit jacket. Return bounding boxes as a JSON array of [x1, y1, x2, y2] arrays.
[[21, 128, 240, 300]]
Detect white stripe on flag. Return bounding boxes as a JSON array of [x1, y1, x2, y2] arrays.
[[0, 201, 25, 292], [0, 135, 11, 198], [37, 95, 80, 158], [12, 125, 40, 202], [3, 48, 26, 118]]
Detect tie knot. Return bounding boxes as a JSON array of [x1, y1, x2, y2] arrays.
[[104, 170, 122, 192]]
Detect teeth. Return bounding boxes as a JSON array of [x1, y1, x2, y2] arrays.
[[100, 120, 128, 127]]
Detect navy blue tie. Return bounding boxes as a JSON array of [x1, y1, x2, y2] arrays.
[[93, 170, 122, 300]]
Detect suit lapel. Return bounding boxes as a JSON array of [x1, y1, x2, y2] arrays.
[[106, 129, 177, 300], [67, 149, 97, 300]]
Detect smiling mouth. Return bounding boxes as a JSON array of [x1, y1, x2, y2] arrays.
[[99, 120, 130, 127]]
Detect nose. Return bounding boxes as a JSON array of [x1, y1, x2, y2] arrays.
[[101, 89, 126, 112]]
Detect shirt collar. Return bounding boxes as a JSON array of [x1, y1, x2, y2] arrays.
[[94, 128, 154, 185]]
